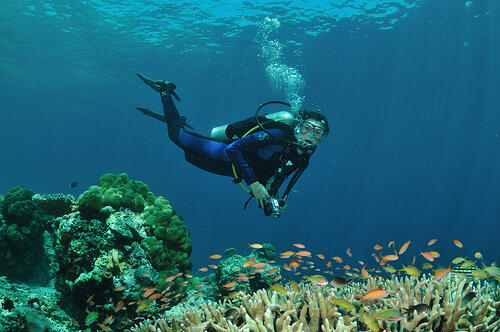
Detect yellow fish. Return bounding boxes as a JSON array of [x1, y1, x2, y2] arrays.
[[332, 297, 354, 309], [421, 262, 433, 270], [361, 312, 380, 331], [268, 284, 287, 294], [452, 257, 466, 264], [399, 264, 420, 277], [461, 260, 476, 269], [382, 265, 396, 274], [289, 280, 300, 293], [305, 275, 328, 286]]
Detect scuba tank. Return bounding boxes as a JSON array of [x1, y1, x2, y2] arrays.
[[211, 110, 296, 141]]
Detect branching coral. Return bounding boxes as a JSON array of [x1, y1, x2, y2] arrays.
[[132, 274, 499, 332]]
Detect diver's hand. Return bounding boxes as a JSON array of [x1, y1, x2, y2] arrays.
[[249, 182, 270, 209]]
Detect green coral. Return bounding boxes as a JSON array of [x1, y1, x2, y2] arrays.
[[0, 187, 35, 225], [77, 173, 155, 219]]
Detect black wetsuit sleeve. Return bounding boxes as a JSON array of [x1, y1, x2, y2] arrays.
[[225, 129, 288, 185]]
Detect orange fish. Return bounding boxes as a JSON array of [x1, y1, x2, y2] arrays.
[[361, 265, 369, 277], [236, 275, 249, 282], [346, 248, 352, 257], [242, 257, 256, 267], [198, 267, 208, 271], [361, 288, 390, 301], [412, 255, 416, 265], [114, 300, 125, 313], [326, 261, 332, 268], [420, 251, 434, 262], [252, 262, 266, 268], [433, 269, 451, 280], [209, 264, 218, 269], [374, 244, 383, 250], [427, 238, 437, 246], [251, 268, 266, 274], [295, 251, 312, 257], [103, 315, 114, 325], [280, 251, 295, 258], [223, 281, 237, 288], [372, 253, 380, 263], [164, 275, 178, 282], [381, 254, 399, 262], [113, 286, 125, 292], [398, 240, 411, 255], [282, 264, 292, 271], [316, 254, 325, 259], [332, 256, 343, 263], [388, 240, 395, 248], [293, 243, 306, 248], [429, 251, 440, 258], [344, 265, 351, 270], [209, 254, 222, 259], [141, 273, 151, 277], [97, 324, 111, 331], [148, 293, 162, 300], [265, 268, 278, 275], [142, 288, 157, 298], [289, 260, 300, 268], [249, 243, 263, 249], [453, 239, 463, 248]]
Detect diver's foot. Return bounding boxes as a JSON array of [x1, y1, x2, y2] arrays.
[[136, 73, 181, 101]]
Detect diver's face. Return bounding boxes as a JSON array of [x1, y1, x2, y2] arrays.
[[299, 118, 326, 145]]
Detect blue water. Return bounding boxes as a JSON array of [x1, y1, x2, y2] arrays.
[[1, 0, 499, 272]]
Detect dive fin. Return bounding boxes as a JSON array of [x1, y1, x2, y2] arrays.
[[136, 73, 181, 102], [136, 107, 194, 130]]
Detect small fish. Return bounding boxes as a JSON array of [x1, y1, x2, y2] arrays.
[[96, 324, 112, 331], [332, 297, 354, 309], [374, 244, 383, 250], [474, 252, 483, 260], [142, 288, 157, 298], [280, 252, 295, 258], [420, 251, 434, 262], [330, 276, 350, 288], [269, 283, 287, 294], [484, 266, 500, 278], [388, 240, 395, 248], [399, 264, 420, 277], [209, 264, 218, 269], [398, 240, 411, 255], [295, 251, 312, 257], [361, 288, 390, 301], [305, 275, 328, 286], [429, 250, 440, 258], [289, 280, 300, 293], [249, 243, 263, 249], [361, 312, 380, 332], [289, 260, 300, 268], [148, 293, 162, 300], [326, 261, 332, 268], [236, 274, 249, 282], [70, 181, 78, 188], [293, 243, 305, 248], [374, 309, 403, 322], [361, 265, 369, 277], [223, 282, 237, 289], [382, 254, 399, 262], [332, 256, 343, 263], [242, 257, 257, 267], [225, 291, 242, 299], [453, 239, 463, 248], [452, 257, 467, 264], [209, 254, 222, 259], [103, 315, 114, 325], [346, 248, 352, 257], [402, 303, 430, 315], [198, 267, 208, 271], [265, 268, 278, 275], [427, 238, 438, 246], [372, 253, 380, 263], [422, 262, 433, 269], [114, 300, 124, 312], [85, 312, 98, 325], [251, 268, 265, 274], [383, 265, 397, 274], [316, 254, 325, 259], [164, 275, 178, 282], [113, 286, 125, 292], [433, 268, 451, 280], [252, 262, 266, 268], [460, 260, 476, 269], [471, 269, 488, 279], [141, 273, 151, 277], [136, 299, 153, 312]]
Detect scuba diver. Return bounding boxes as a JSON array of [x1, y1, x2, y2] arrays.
[[136, 73, 329, 218]]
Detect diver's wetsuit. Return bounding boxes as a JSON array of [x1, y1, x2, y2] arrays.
[[160, 93, 310, 196]]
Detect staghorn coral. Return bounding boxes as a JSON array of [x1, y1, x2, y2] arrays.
[[132, 274, 499, 332]]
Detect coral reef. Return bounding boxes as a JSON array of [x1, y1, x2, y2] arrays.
[[131, 274, 500, 332], [50, 173, 193, 328], [0, 173, 194, 331]]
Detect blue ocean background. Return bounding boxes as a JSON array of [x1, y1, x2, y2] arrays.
[[1, 0, 498, 273]]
